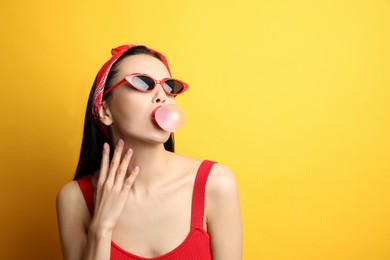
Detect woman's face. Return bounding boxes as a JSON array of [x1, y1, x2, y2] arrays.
[[103, 54, 175, 145]]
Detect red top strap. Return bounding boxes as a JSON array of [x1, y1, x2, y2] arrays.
[[76, 176, 95, 216], [191, 160, 216, 230]]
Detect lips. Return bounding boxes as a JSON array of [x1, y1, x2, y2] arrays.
[[151, 104, 185, 132]]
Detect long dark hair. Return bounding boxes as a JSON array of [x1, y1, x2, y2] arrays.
[[73, 46, 174, 180]]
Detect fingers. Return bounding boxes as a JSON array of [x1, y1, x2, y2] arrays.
[[97, 143, 110, 186], [105, 139, 125, 187], [122, 166, 139, 193], [97, 139, 138, 195], [113, 147, 133, 190], [92, 140, 138, 232]]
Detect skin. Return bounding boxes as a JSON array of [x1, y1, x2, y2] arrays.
[[56, 54, 242, 260]]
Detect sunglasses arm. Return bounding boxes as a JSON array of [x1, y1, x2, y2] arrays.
[[103, 79, 126, 96]]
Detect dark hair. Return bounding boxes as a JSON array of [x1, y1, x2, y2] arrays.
[[73, 46, 174, 180]]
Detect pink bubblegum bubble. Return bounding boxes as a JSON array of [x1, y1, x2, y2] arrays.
[[151, 104, 185, 132]]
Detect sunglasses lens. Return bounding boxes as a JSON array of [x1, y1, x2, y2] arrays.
[[164, 80, 185, 95], [131, 76, 155, 91]]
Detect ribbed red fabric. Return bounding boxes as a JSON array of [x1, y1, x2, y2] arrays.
[[77, 160, 216, 260]]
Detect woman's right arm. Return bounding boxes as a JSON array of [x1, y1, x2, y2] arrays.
[[56, 140, 139, 260]]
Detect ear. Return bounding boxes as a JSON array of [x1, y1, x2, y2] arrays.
[[98, 101, 113, 126]]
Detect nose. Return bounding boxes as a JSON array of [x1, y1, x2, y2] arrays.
[[152, 82, 167, 104]]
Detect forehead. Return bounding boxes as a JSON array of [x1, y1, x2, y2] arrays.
[[115, 54, 170, 80]]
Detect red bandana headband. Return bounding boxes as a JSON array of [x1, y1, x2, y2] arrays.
[[92, 44, 172, 137]]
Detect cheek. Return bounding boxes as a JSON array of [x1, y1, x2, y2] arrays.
[[110, 93, 148, 124], [167, 96, 176, 104]]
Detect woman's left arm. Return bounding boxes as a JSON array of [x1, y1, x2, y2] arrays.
[[206, 164, 242, 260]]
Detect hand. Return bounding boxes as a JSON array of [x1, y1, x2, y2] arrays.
[[90, 139, 139, 234]]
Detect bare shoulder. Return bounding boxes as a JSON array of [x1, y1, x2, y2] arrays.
[[56, 179, 90, 228], [56, 180, 92, 259], [205, 162, 241, 240], [207, 163, 238, 197], [56, 180, 83, 207], [168, 153, 238, 194], [206, 163, 242, 258]]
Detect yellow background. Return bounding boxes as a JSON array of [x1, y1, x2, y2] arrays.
[[1, 0, 389, 259]]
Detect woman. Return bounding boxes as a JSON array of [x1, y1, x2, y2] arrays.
[[56, 44, 242, 260]]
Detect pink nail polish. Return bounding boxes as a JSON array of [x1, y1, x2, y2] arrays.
[[118, 139, 124, 146]]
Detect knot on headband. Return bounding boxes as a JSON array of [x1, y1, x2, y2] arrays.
[[111, 44, 137, 56]]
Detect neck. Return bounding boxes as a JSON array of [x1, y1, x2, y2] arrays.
[[119, 138, 172, 193]]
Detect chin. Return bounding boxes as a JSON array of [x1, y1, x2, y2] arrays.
[[154, 131, 172, 143]]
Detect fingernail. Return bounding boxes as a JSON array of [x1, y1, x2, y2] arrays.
[[103, 143, 108, 149], [118, 139, 124, 146], [126, 148, 133, 155]]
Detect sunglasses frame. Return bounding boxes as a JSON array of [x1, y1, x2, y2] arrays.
[[103, 73, 189, 97]]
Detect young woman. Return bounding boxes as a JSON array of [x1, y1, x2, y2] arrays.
[[56, 44, 242, 260]]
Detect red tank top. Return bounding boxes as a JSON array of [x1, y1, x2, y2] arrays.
[[77, 160, 216, 260]]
